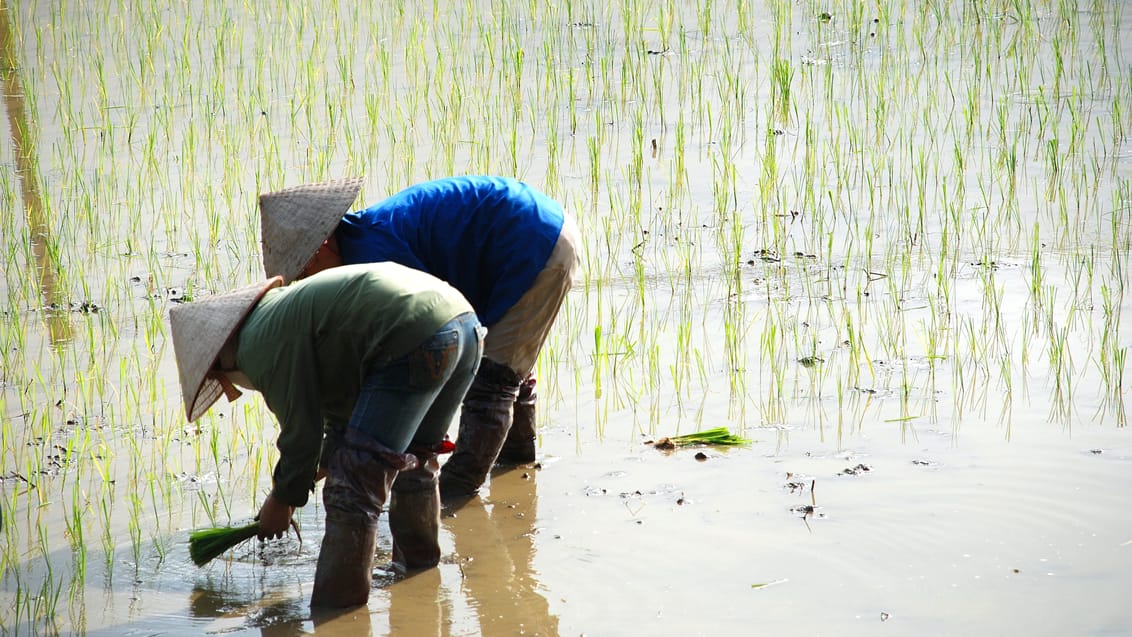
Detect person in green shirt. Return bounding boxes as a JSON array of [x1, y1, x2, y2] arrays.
[[170, 263, 483, 608]]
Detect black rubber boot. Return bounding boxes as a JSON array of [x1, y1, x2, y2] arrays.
[[496, 374, 537, 465], [389, 451, 441, 571], [311, 430, 418, 608], [438, 359, 522, 502]]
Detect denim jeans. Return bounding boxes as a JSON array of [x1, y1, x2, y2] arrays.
[[348, 312, 484, 453]]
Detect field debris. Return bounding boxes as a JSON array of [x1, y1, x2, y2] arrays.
[[840, 463, 872, 476]]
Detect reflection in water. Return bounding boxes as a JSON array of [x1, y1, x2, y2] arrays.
[[0, 0, 70, 344], [308, 605, 375, 637], [179, 470, 557, 635], [189, 585, 242, 619], [387, 567, 448, 637], [444, 468, 559, 637], [189, 584, 320, 636]]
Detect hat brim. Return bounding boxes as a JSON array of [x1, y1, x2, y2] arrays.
[[170, 276, 283, 421], [260, 177, 364, 283]]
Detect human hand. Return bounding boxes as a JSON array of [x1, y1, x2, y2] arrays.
[[256, 493, 295, 540]]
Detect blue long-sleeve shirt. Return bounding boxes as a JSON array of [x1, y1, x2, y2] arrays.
[[335, 176, 564, 326]]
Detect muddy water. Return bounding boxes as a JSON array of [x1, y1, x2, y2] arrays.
[[10, 400, 1131, 636], [532, 417, 1132, 635], [3, 0, 1132, 635]]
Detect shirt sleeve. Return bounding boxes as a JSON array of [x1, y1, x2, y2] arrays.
[[256, 336, 324, 508]]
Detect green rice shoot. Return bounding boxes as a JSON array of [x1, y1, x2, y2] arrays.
[[188, 523, 259, 567], [651, 427, 751, 449]]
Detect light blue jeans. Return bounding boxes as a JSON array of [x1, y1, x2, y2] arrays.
[[348, 312, 484, 453]]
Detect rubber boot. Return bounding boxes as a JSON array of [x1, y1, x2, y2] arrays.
[[438, 358, 522, 501], [389, 451, 441, 571], [496, 374, 537, 465], [311, 518, 379, 609], [311, 430, 418, 608]]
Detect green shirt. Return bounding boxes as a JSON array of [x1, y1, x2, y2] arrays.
[[235, 262, 472, 507]]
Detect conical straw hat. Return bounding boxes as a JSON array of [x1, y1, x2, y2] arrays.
[[170, 277, 283, 421], [259, 176, 364, 283]]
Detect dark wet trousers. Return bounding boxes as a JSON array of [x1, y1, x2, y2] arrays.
[[389, 448, 442, 571], [311, 430, 416, 608], [438, 358, 538, 501]]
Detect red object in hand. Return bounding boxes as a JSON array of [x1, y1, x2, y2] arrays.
[[408, 436, 456, 456]]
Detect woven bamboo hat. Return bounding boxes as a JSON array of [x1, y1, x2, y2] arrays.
[[259, 176, 364, 283], [170, 277, 283, 421]]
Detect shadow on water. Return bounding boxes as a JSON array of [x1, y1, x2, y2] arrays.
[[0, 0, 70, 345]]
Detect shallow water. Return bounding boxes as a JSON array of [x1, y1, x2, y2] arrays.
[[3, 0, 1131, 635], [12, 408, 1130, 636]]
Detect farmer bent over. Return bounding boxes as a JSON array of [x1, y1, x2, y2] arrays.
[[259, 176, 580, 504], [170, 261, 482, 608]]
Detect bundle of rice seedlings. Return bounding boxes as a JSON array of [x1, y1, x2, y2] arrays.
[[189, 522, 259, 566], [648, 426, 751, 450]]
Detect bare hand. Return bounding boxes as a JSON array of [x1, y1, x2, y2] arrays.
[[256, 493, 295, 540]]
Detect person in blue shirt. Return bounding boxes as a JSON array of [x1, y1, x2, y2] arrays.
[[259, 175, 580, 559]]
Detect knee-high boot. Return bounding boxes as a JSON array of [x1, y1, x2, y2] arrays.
[[438, 358, 521, 501], [311, 430, 419, 608], [389, 451, 441, 571], [496, 374, 537, 464]]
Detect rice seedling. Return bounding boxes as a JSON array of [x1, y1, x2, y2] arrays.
[[647, 426, 751, 450], [187, 522, 259, 567]]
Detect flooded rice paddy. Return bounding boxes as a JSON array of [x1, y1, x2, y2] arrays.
[[2, 0, 1131, 635]]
